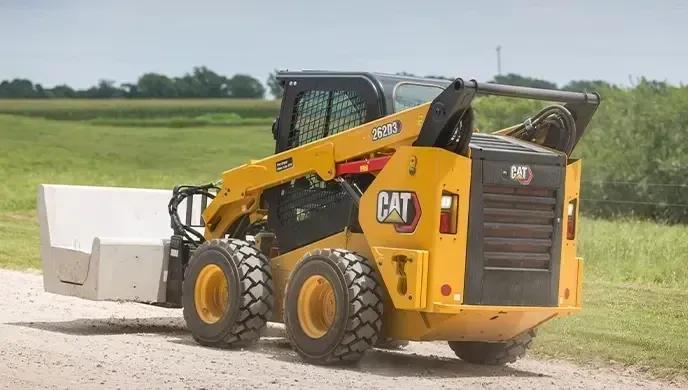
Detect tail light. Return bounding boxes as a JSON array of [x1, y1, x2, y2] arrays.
[[567, 199, 577, 240], [440, 193, 458, 234]]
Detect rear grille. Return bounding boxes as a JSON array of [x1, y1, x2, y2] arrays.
[[482, 185, 557, 270]]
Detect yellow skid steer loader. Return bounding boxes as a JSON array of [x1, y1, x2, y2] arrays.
[[39, 71, 599, 366]]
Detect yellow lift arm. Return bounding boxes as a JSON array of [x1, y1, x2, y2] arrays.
[[203, 102, 432, 239]]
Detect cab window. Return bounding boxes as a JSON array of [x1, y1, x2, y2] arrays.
[[393, 83, 444, 112]]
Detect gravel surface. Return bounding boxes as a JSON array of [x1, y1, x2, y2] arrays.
[[0, 269, 682, 389]]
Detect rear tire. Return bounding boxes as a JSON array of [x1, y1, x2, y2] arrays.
[[182, 238, 273, 348], [448, 329, 536, 365], [283, 249, 383, 364], [375, 338, 409, 350]]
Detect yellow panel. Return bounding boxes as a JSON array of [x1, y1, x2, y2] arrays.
[[383, 305, 578, 341], [371, 247, 428, 310], [345, 232, 374, 259], [576, 257, 584, 307], [358, 146, 472, 313], [558, 159, 583, 308]]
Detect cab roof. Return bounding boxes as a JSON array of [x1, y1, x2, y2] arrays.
[[276, 70, 450, 114], [276, 70, 451, 87]]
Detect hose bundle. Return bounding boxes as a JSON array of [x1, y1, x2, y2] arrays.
[[168, 182, 220, 245], [497, 105, 577, 155], [438, 107, 474, 156]]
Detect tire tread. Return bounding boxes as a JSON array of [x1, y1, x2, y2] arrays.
[[448, 329, 536, 365]]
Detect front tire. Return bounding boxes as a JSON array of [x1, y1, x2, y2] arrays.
[[448, 330, 536, 365], [182, 238, 273, 348], [283, 249, 383, 364]]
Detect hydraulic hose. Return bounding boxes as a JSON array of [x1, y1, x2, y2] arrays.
[[497, 105, 577, 155], [168, 182, 219, 245]]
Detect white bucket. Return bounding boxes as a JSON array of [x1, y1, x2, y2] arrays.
[[37, 184, 199, 303]]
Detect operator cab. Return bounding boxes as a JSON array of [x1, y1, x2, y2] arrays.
[[267, 71, 452, 253], [272, 71, 450, 148]]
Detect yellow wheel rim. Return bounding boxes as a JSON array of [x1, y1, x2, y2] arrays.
[[297, 275, 336, 339], [194, 264, 229, 324]]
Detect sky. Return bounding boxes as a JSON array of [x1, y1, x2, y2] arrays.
[[1, 0, 687, 89]]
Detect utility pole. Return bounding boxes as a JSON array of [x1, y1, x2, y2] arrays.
[[496, 45, 502, 75]]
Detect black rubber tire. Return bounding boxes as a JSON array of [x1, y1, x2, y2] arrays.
[[375, 338, 409, 350], [448, 329, 536, 365], [283, 249, 383, 365], [182, 238, 273, 348]]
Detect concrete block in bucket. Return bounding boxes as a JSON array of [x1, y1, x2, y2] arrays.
[[37, 184, 199, 303]]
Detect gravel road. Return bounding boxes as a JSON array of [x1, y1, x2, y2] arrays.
[[0, 269, 681, 389]]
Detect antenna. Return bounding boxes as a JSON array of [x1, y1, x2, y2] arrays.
[[496, 45, 502, 75]]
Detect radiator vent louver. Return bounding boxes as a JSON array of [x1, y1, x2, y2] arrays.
[[482, 185, 557, 270]]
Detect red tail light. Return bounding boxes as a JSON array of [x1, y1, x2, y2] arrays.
[[440, 211, 452, 233], [567, 199, 577, 240], [439, 194, 458, 234]]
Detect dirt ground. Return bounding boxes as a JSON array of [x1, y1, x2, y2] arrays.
[[0, 269, 681, 389]]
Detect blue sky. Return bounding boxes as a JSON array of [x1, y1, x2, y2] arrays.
[[1, 0, 686, 88]]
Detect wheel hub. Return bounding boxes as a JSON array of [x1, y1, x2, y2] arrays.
[[194, 264, 229, 324], [297, 275, 336, 338]]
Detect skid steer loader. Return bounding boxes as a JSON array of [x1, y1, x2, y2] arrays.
[[39, 71, 599, 366]]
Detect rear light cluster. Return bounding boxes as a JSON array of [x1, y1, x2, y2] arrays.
[[439, 193, 458, 234], [567, 199, 578, 240]]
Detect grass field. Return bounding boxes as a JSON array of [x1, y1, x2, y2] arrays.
[[533, 281, 688, 379], [0, 98, 280, 121], [0, 100, 686, 379]]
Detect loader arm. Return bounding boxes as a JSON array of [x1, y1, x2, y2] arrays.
[[202, 102, 433, 239]]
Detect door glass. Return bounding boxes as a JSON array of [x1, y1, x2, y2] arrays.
[[393, 83, 444, 112]]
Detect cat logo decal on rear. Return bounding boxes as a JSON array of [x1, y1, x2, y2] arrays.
[[376, 191, 421, 233], [510, 165, 533, 185]]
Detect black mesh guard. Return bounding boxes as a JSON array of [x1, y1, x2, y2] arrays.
[[276, 174, 348, 227], [288, 90, 367, 148]]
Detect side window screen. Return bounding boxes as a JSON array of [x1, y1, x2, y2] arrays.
[[393, 83, 444, 112], [276, 174, 348, 227], [288, 90, 366, 148]]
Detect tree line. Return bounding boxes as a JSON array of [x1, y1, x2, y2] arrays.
[[2, 68, 625, 100], [0, 67, 268, 99]]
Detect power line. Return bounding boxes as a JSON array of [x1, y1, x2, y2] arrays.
[[582, 180, 688, 188], [583, 198, 688, 208]]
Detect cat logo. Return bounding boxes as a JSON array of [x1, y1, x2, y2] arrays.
[[510, 165, 533, 185], [376, 191, 421, 233]]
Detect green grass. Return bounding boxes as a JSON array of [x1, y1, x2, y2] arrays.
[[0, 108, 274, 267], [0, 211, 39, 269], [0, 98, 280, 120], [580, 218, 688, 288], [0, 105, 687, 380], [86, 113, 274, 128], [0, 114, 274, 212], [534, 218, 688, 379], [534, 281, 688, 379]]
